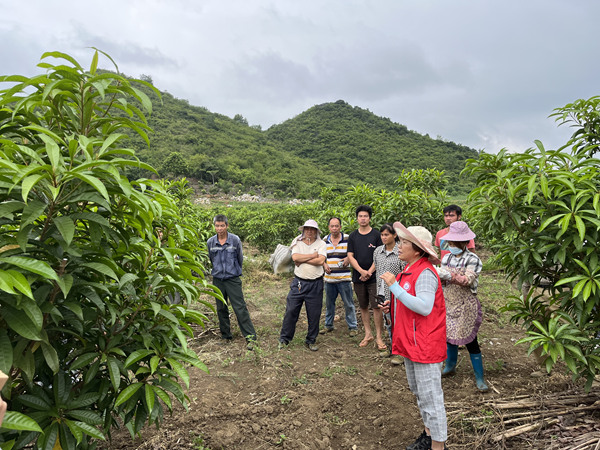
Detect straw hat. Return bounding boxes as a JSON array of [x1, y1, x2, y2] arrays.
[[443, 221, 476, 242], [298, 219, 322, 234], [393, 221, 440, 265]]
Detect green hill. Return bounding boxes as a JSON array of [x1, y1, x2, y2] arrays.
[[265, 100, 478, 195], [125, 85, 336, 198], [125, 81, 478, 197]]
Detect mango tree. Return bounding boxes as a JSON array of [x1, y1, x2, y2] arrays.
[[0, 51, 219, 450], [463, 96, 600, 389]]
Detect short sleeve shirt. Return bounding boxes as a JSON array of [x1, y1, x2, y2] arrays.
[[347, 228, 383, 284], [292, 239, 328, 280], [374, 243, 406, 301]]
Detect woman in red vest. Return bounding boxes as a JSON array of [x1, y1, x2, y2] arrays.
[[380, 222, 447, 450]]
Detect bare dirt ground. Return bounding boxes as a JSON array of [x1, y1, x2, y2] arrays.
[[106, 251, 598, 450]]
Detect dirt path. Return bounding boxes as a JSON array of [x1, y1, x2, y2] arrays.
[[107, 270, 580, 450]]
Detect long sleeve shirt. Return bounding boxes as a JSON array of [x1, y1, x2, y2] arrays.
[[207, 232, 243, 279]]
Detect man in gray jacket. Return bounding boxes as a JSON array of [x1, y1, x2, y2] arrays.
[[207, 214, 256, 349]]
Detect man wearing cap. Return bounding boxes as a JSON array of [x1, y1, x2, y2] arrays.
[[436, 204, 475, 259], [380, 222, 448, 450], [208, 214, 257, 350], [279, 220, 327, 351]]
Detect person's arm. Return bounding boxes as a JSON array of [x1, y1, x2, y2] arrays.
[[207, 237, 214, 264], [450, 254, 482, 286], [305, 255, 326, 266], [347, 252, 368, 277], [292, 252, 319, 264], [380, 271, 436, 316], [237, 237, 244, 268]]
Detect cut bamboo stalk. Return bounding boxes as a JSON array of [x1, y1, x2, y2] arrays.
[[491, 418, 559, 442]]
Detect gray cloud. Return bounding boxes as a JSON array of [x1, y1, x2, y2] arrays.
[[2, 0, 599, 153]]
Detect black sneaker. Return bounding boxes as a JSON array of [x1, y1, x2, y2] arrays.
[[406, 430, 430, 450]]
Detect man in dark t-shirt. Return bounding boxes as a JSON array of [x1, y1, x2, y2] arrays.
[[347, 205, 384, 350]]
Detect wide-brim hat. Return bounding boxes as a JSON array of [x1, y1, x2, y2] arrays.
[[443, 221, 476, 242], [393, 221, 441, 265], [298, 219, 322, 234]]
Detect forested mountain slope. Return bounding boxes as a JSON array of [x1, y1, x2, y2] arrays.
[[266, 100, 478, 195], [126, 79, 478, 196]]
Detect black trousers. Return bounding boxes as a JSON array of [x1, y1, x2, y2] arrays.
[[279, 277, 324, 345]]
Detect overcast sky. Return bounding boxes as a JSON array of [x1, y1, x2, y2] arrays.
[[2, 0, 598, 152]]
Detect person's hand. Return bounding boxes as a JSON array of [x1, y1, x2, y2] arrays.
[[0, 397, 6, 427], [380, 299, 391, 315], [342, 257, 349, 268], [324, 264, 331, 274], [380, 272, 397, 287]]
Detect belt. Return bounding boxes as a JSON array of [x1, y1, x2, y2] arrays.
[[295, 275, 323, 282]]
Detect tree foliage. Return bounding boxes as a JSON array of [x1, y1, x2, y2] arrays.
[[0, 51, 218, 449], [208, 169, 448, 251], [463, 96, 600, 389]]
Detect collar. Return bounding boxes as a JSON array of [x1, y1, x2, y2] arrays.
[[377, 242, 399, 255], [324, 233, 346, 244], [214, 232, 234, 246]]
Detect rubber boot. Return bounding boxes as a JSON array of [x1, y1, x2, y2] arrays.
[[469, 353, 489, 392], [442, 343, 458, 377]]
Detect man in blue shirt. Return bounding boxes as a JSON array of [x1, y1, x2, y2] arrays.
[[207, 214, 256, 349]]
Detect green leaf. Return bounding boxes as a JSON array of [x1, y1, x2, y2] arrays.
[[20, 199, 46, 226], [114, 382, 143, 407], [166, 358, 190, 389], [17, 394, 50, 410], [149, 356, 159, 374], [71, 421, 105, 441], [67, 172, 109, 201], [145, 384, 155, 412], [21, 174, 45, 202], [6, 269, 34, 299], [0, 201, 25, 219], [41, 342, 59, 374], [80, 262, 118, 280], [154, 386, 172, 411], [0, 270, 16, 295], [90, 50, 99, 74], [123, 349, 153, 368], [54, 216, 75, 247], [1, 411, 43, 432], [67, 409, 103, 425], [64, 419, 83, 445], [173, 326, 188, 352], [0, 329, 13, 374], [70, 352, 99, 370], [0, 256, 58, 280], [1, 306, 42, 341], [107, 356, 121, 391]]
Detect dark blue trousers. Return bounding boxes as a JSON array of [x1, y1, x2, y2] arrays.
[[279, 277, 324, 345]]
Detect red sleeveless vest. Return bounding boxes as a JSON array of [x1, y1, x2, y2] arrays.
[[390, 257, 447, 364]]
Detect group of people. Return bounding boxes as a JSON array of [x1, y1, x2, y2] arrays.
[[207, 205, 485, 450]]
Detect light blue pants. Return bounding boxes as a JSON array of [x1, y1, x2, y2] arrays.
[[324, 281, 358, 330]]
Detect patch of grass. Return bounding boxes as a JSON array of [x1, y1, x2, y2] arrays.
[[190, 432, 212, 450], [486, 358, 506, 372], [324, 413, 348, 426], [321, 366, 358, 378], [221, 357, 232, 368], [280, 394, 291, 405], [291, 374, 311, 386]]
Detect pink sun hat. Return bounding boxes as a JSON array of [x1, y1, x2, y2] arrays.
[[443, 221, 476, 242]]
